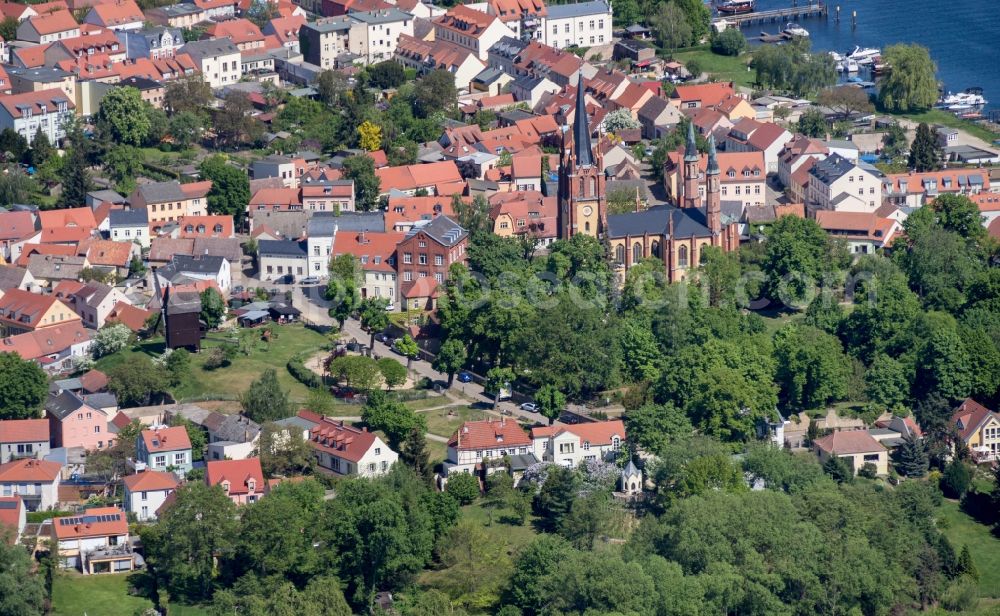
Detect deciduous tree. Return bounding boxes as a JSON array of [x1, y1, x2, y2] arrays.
[[107, 356, 168, 407], [878, 43, 938, 112], [0, 353, 48, 420], [357, 120, 382, 152], [433, 338, 467, 387], [377, 357, 407, 390], [199, 287, 226, 329], [96, 87, 151, 146], [362, 390, 425, 448], [0, 537, 45, 616], [817, 85, 874, 119], [534, 384, 565, 425], [341, 154, 381, 211], [199, 155, 251, 223], [359, 297, 390, 349]]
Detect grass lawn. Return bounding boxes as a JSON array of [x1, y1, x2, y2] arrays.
[[938, 499, 1000, 598], [96, 324, 331, 404], [672, 47, 755, 88], [893, 108, 1000, 143], [422, 406, 493, 439], [51, 573, 213, 616], [404, 395, 452, 411]]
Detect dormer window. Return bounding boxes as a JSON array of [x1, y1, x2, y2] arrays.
[[221, 480, 230, 493], [247, 479, 256, 492]]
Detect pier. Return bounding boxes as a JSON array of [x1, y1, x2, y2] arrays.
[[713, 3, 828, 28]]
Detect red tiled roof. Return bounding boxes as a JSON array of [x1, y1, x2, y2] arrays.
[[306, 416, 378, 463], [0, 322, 90, 361], [140, 426, 192, 453], [885, 169, 990, 196], [109, 411, 132, 431], [448, 418, 531, 450], [376, 161, 462, 193], [26, 9, 78, 35], [488, 0, 546, 21], [0, 211, 37, 241], [0, 419, 49, 443], [207, 18, 264, 45], [0, 458, 61, 482], [15, 243, 77, 266], [813, 430, 886, 455], [206, 458, 265, 495], [83, 239, 132, 266], [951, 398, 998, 443], [124, 470, 178, 492], [106, 301, 152, 332], [52, 506, 128, 539], [530, 419, 625, 446], [434, 4, 498, 37], [385, 195, 459, 230], [670, 82, 735, 107], [0, 289, 77, 326], [176, 215, 234, 238], [333, 230, 403, 273], [0, 89, 76, 121], [86, 0, 143, 26], [79, 369, 108, 393], [38, 207, 96, 230]]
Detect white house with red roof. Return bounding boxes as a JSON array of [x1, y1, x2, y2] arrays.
[[530, 419, 625, 467], [724, 118, 792, 174], [51, 506, 133, 573], [434, 5, 513, 61], [205, 458, 266, 505], [16, 9, 80, 44], [0, 88, 75, 145], [83, 0, 145, 31], [951, 398, 1000, 463], [0, 418, 50, 463], [123, 470, 178, 521], [0, 458, 62, 510], [136, 426, 193, 475], [444, 417, 532, 477], [0, 496, 26, 544], [296, 411, 398, 477]]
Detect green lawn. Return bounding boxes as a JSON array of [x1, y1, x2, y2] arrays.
[[50, 573, 210, 616], [672, 47, 755, 88], [893, 108, 1000, 144], [422, 406, 493, 439], [96, 324, 331, 404], [938, 499, 1000, 599]]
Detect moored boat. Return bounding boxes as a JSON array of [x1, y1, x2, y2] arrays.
[[716, 0, 754, 14], [782, 22, 809, 37]]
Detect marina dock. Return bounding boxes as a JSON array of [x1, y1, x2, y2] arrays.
[[713, 3, 828, 27]]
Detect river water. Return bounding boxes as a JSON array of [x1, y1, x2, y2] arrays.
[[737, 0, 1000, 111]]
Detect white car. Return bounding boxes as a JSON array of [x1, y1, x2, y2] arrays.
[[520, 402, 538, 412]]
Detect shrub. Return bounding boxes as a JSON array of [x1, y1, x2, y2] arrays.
[[711, 28, 747, 56], [446, 472, 480, 505], [940, 460, 972, 498], [287, 354, 322, 388], [857, 462, 878, 479]]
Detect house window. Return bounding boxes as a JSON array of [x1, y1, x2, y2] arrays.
[[678, 245, 688, 267], [94, 426, 100, 433], [155, 455, 166, 466], [375, 448, 380, 455], [174, 453, 185, 465], [403, 252, 412, 264], [418, 254, 427, 265], [434, 255, 443, 266], [141, 491, 148, 501], [632, 242, 641, 262]]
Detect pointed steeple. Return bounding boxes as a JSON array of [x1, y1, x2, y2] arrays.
[[707, 134, 719, 175], [573, 73, 594, 167], [683, 120, 699, 162]]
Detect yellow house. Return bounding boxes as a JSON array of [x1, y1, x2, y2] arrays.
[[951, 398, 1000, 463], [714, 93, 756, 121], [0, 288, 81, 336], [129, 180, 212, 226], [812, 430, 889, 476]]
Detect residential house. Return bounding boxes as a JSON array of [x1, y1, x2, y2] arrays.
[[332, 230, 402, 305], [664, 149, 766, 209], [0, 419, 50, 463], [26, 255, 88, 286], [0, 496, 26, 543], [155, 253, 231, 293], [0, 88, 75, 145], [433, 5, 513, 61], [0, 265, 35, 295], [483, 0, 546, 39], [397, 215, 468, 310], [145, 3, 207, 28], [488, 191, 557, 247], [136, 426, 193, 474], [174, 215, 235, 239], [443, 418, 532, 477], [812, 430, 889, 476], [637, 96, 682, 140], [203, 412, 260, 461], [83, 0, 144, 31], [297, 16, 353, 69], [51, 507, 133, 574], [115, 76, 166, 108], [206, 18, 265, 51], [304, 211, 386, 274], [814, 210, 899, 255], [38, 207, 97, 239], [106, 302, 153, 333], [509, 74, 558, 109], [205, 458, 267, 505], [123, 470, 178, 521], [262, 15, 304, 53], [0, 211, 40, 263], [301, 179, 354, 213], [346, 8, 414, 64], [539, 0, 611, 49], [882, 169, 990, 208], [298, 411, 398, 477], [129, 180, 211, 223], [723, 118, 792, 174], [7, 66, 77, 102], [777, 135, 828, 189], [258, 239, 307, 281], [178, 38, 241, 87], [108, 208, 150, 248], [65, 281, 129, 329], [45, 390, 109, 450], [80, 239, 137, 278], [951, 398, 1000, 463], [0, 458, 61, 510], [16, 10, 80, 44], [117, 26, 185, 60], [0, 288, 80, 335], [806, 153, 882, 215], [530, 419, 625, 467], [394, 35, 486, 92], [0, 322, 92, 373], [375, 160, 464, 196], [669, 81, 735, 110]]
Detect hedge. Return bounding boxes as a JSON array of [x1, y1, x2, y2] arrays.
[[287, 353, 323, 389]]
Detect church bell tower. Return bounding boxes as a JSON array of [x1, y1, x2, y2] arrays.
[[558, 74, 605, 239]]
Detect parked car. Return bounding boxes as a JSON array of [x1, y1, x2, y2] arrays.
[[520, 402, 538, 412], [457, 371, 473, 383], [299, 276, 320, 285], [279, 274, 295, 284], [375, 333, 391, 343], [384, 302, 395, 311]]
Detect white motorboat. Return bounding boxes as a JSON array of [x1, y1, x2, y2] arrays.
[[783, 22, 809, 37], [937, 90, 988, 108], [837, 58, 859, 73], [847, 46, 881, 60], [828, 51, 844, 62]]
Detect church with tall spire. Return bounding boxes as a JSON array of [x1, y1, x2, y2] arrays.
[[557, 74, 606, 239], [551, 95, 741, 282]]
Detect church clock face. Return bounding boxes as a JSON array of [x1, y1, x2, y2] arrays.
[[582, 206, 593, 217]]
